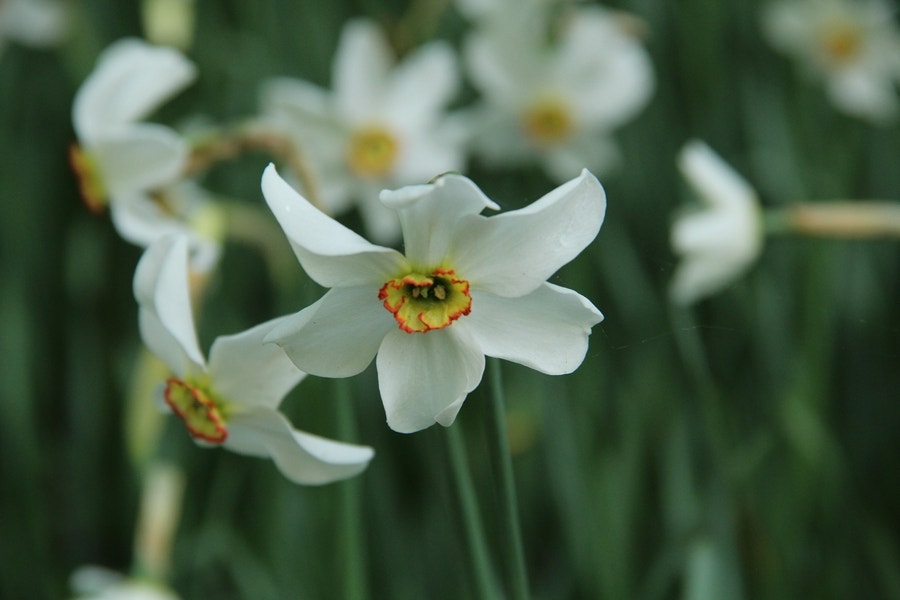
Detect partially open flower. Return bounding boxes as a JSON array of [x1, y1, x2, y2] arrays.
[[261, 164, 605, 433], [133, 234, 374, 484], [669, 141, 763, 305]]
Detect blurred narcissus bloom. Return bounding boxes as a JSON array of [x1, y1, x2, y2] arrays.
[[463, 5, 654, 181], [0, 0, 68, 54], [669, 141, 763, 305], [260, 18, 464, 244], [133, 234, 374, 484], [261, 164, 605, 433], [71, 39, 221, 268], [70, 566, 179, 600], [762, 0, 900, 122]]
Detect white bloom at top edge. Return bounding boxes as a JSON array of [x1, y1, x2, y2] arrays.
[[0, 0, 68, 53], [669, 141, 763, 305], [260, 18, 465, 244], [762, 0, 900, 122], [69, 566, 179, 600], [132, 234, 374, 484], [261, 163, 606, 433], [462, 5, 655, 182]]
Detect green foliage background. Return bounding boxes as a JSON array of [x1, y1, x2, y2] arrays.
[[1, 0, 898, 598]]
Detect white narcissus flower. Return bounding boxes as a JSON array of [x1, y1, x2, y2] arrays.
[[261, 18, 464, 244], [133, 234, 374, 484], [71, 39, 220, 266], [0, 0, 68, 54], [762, 0, 900, 122], [70, 566, 179, 600], [261, 164, 605, 433], [669, 141, 763, 305], [463, 5, 654, 182]]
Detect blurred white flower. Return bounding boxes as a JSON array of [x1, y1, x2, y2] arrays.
[[133, 234, 374, 484], [463, 5, 654, 181], [670, 141, 763, 305], [261, 164, 605, 433], [70, 566, 179, 600], [0, 0, 67, 54], [71, 39, 221, 267], [261, 18, 464, 244], [763, 0, 900, 122]]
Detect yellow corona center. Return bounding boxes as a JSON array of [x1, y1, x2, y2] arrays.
[[379, 268, 472, 333], [523, 99, 574, 146], [69, 144, 109, 213], [346, 127, 399, 178], [821, 21, 863, 64], [164, 377, 228, 443]]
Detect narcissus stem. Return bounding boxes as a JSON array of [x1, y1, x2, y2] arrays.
[[766, 201, 900, 238], [485, 358, 531, 600], [335, 377, 367, 600]]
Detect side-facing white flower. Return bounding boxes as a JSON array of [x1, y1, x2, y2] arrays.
[[763, 0, 900, 122], [134, 234, 374, 484], [463, 5, 654, 181], [70, 566, 179, 600], [669, 141, 763, 305], [71, 39, 220, 266], [261, 18, 464, 244], [0, 0, 68, 54], [261, 164, 605, 433]]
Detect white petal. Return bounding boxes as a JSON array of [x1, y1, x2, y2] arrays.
[[225, 407, 374, 485], [260, 77, 335, 127], [376, 327, 485, 433], [261, 164, 407, 287], [670, 253, 746, 306], [92, 124, 187, 196], [542, 134, 620, 182], [208, 316, 306, 411], [383, 41, 459, 127], [357, 193, 403, 245], [266, 286, 394, 378], [457, 284, 603, 375], [73, 38, 196, 141], [0, 0, 67, 48], [452, 169, 606, 297], [133, 235, 204, 373], [382, 173, 499, 268], [827, 66, 899, 122], [678, 141, 755, 210], [334, 19, 392, 122]]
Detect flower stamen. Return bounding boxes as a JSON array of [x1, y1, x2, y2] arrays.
[[347, 126, 398, 178], [164, 377, 228, 443], [379, 268, 472, 333], [523, 98, 574, 146]]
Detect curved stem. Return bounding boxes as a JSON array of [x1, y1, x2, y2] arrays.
[[767, 201, 900, 238]]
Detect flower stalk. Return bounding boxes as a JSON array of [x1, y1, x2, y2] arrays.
[[767, 201, 900, 238]]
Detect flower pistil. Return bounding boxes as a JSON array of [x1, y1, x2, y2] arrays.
[[379, 268, 472, 333], [346, 126, 399, 178]]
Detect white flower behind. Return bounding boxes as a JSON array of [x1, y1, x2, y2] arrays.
[[261, 164, 605, 433], [0, 0, 68, 55], [463, 5, 654, 181], [261, 18, 464, 244], [763, 0, 900, 122], [70, 566, 179, 600], [669, 141, 763, 305], [133, 234, 374, 484]]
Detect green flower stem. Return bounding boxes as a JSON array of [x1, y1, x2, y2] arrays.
[[335, 377, 367, 600], [444, 423, 498, 599], [485, 358, 531, 600], [765, 201, 900, 238]]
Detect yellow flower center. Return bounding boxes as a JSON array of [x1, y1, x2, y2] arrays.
[[69, 144, 109, 213], [164, 377, 228, 443], [821, 21, 863, 64], [379, 268, 472, 333], [523, 99, 574, 146], [346, 126, 399, 178]]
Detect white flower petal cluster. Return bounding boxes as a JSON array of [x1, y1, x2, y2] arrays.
[[763, 0, 900, 122], [261, 18, 465, 244], [72, 39, 220, 268], [261, 164, 605, 433], [70, 566, 179, 600], [463, 5, 654, 181], [134, 234, 374, 484], [670, 141, 763, 305], [0, 0, 67, 54]]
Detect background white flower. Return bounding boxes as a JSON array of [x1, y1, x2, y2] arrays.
[[669, 141, 763, 305], [261, 164, 605, 433], [133, 234, 374, 484], [70, 566, 179, 600], [0, 0, 68, 55], [763, 0, 900, 122], [463, 5, 654, 181], [261, 18, 464, 244]]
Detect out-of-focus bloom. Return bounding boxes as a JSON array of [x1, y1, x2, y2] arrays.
[[0, 0, 67, 54], [71, 39, 220, 267], [70, 566, 179, 600], [763, 0, 900, 122], [261, 18, 464, 244], [463, 5, 654, 181], [669, 141, 763, 305], [134, 234, 374, 484], [142, 0, 196, 50], [261, 164, 605, 433]]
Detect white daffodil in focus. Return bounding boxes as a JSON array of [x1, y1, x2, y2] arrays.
[[262, 164, 605, 433], [463, 5, 654, 181], [261, 18, 464, 244], [670, 141, 763, 305], [763, 0, 900, 122], [71, 39, 221, 266], [133, 234, 374, 484], [0, 0, 67, 55]]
